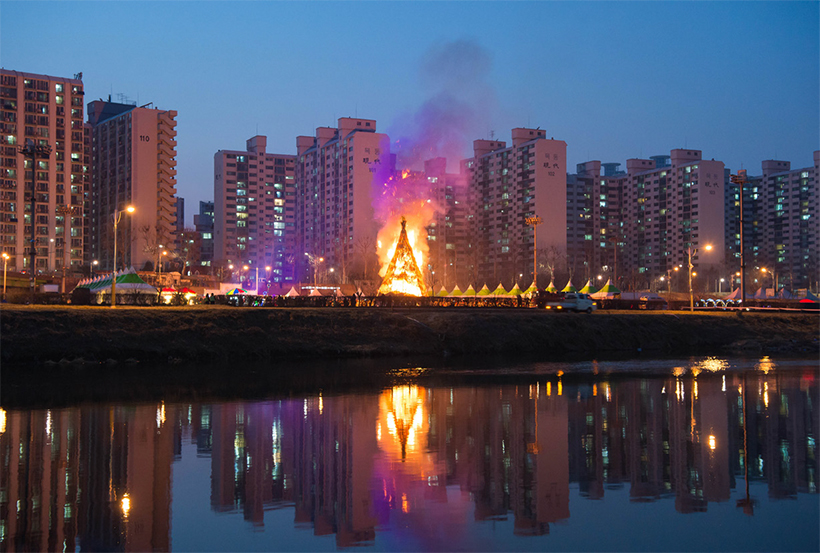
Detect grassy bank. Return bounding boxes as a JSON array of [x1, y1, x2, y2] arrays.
[[2, 305, 817, 367]]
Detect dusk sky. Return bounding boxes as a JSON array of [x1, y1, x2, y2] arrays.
[[3, 1, 817, 224]]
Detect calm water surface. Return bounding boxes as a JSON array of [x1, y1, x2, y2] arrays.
[[2, 357, 818, 551]]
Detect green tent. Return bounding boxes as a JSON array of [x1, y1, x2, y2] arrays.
[[463, 284, 477, 296], [591, 278, 621, 299], [545, 280, 558, 293], [523, 282, 538, 296], [561, 280, 578, 293], [491, 283, 508, 296], [579, 279, 599, 294], [508, 283, 523, 296], [449, 285, 463, 297], [476, 284, 491, 296], [436, 286, 450, 297], [75, 267, 157, 295]]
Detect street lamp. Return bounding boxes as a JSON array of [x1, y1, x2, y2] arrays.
[[719, 278, 725, 294], [110, 205, 135, 308], [19, 140, 52, 303], [2, 252, 9, 301], [92, 259, 98, 278], [304, 253, 324, 288], [57, 204, 76, 294], [525, 216, 542, 288], [688, 244, 712, 311], [730, 170, 748, 307], [158, 249, 168, 287]]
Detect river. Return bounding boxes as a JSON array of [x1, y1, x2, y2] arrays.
[[1, 356, 817, 551]]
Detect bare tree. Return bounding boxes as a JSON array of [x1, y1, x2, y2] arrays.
[[354, 235, 377, 280], [140, 224, 172, 272]]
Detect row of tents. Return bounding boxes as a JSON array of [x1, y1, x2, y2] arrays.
[[423, 279, 622, 299], [74, 267, 158, 297], [723, 287, 820, 301], [224, 279, 623, 299]]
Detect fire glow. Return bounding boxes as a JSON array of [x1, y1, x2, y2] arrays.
[[374, 169, 440, 296], [378, 217, 426, 296]]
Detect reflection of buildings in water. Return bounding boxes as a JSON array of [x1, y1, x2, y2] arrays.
[[1, 365, 817, 549], [0, 404, 173, 552], [0, 409, 81, 551]]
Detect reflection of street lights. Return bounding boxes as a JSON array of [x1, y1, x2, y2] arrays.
[[688, 244, 712, 311], [2, 252, 9, 301], [110, 205, 135, 308]]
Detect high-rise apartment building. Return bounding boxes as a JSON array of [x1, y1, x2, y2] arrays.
[[87, 99, 177, 272], [461, 128, 567, 287], [295, 118, 390, 282], [194, 200, 214, 269], [0, 70, 88, 273], [725, 152, 819, 289], [422, 157, 470, 289], [568, 149, 725, 289], [214, 136, 296, 283]]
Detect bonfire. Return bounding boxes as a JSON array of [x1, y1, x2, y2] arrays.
[[378, 217, 426, 296]]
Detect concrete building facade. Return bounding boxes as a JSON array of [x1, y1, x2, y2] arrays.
[[213, 136, 296, 284], [295, 118, 390, 283], [194, 200, 214, 270], [422, 157, 470, 290], [568, 149, 725, 290], [0, 69, 88, 273], [87, 99, 178, 272], [461, 128, 567, 288], [725, 152, 819, 290]]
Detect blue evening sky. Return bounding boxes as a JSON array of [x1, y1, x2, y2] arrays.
[[2, 1, 817, 224]]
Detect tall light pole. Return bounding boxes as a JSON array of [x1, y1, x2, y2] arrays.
[[730, 171, 747, 306], [525, 215, 542, 288], [688, 244, 712, 311], [304, 253, 323, 288], [57, 205, 76, 294], [2, 252, 9, 301], [110, 205, 135, 308], [19, 140, 52, 303]]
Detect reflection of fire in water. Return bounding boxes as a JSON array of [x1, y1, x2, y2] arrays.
[[377, 217, 426, 296], [378, 385, 426, 462]]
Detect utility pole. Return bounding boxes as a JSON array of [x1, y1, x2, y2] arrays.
[[57, 205, 76, 294], [19, 141, 52, 303], [525, 216, 542, 288], [730, 170, 748, 307]]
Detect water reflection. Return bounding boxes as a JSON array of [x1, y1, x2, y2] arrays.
[[1, 359, 817, 551]]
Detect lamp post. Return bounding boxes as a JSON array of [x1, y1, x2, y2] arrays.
[[305, 253, 323, 288], [19, 140, 52, 303], [688, 244, 712, 311], [719, 278, 725, 294], [92, 259, 98, 278], [57, 205, 76, 294], [158, 249, 167, 287], [524, 216, 542, 288], [730, 171, 748, 307], [2, 252, 9, 301], [265, 265, 271, 294], [110, 205, 135, 308]]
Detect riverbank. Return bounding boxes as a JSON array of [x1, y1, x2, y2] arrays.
[[2, 305, 817, 366]]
